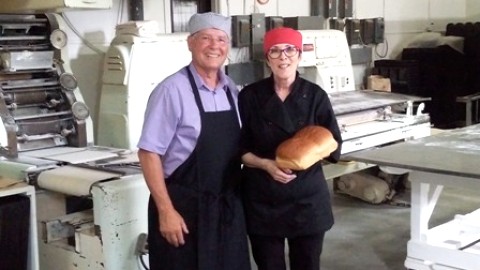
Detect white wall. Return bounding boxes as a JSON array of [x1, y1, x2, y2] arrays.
[[353, 0, 467, 60], [55, 0, 471, 134], [61, 0, 128, 131], [466, 0, 480, 20]]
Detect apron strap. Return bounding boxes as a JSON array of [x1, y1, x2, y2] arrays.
[[186, 66, 205, 114], [185, 66, 237, 115]]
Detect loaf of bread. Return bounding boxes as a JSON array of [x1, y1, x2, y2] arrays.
[[275, 126, 338, 170]]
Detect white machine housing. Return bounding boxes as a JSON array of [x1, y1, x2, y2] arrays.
[[299, 29, 355, 93], [97, 21, 191, 149]]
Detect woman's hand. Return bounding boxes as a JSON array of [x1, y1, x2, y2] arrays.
[[263, 159, 297, 184], [242, 152, 296, 184]]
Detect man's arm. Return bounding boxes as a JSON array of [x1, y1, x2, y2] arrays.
[[138, 149, 189, 247]]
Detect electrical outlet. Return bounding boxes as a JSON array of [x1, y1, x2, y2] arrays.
[[136, 233, 149, 255]]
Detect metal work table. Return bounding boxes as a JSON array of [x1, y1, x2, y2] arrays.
[[329, 90, 430, 115], [345, 124, 480, 270]]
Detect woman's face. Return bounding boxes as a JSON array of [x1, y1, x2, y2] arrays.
[[266, 43, 301, 80]]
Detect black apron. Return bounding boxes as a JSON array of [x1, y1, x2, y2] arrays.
[[148, 67, 251, 270]]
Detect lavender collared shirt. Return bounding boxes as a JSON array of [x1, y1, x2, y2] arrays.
[[137, 63, 240, 178]]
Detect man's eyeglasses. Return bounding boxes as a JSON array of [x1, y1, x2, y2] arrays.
[[267, 46, 300, 59]]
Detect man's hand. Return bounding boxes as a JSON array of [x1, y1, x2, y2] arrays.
[[158, 207, 189, 247]]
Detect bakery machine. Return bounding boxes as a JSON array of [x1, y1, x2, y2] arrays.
[[0, 13, 149, 270], [97, 21, 190, 149], [298, 29, 431, 156], [298, 30, 431, 203], [298, 29, 356, 93]]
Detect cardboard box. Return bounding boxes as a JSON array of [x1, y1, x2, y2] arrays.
[[367, 75, 391, 92]]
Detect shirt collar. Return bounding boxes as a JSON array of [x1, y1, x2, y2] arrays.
[[267, 71, 301, 93], [188, 63, 228, 92]]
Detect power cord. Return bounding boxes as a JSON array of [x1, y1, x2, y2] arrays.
[[136, 233, 149, 270], [60, 12, 104, 55], [374, 38, 389, 59]]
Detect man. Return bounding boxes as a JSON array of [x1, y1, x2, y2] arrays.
[[137, 12, 251, 270]]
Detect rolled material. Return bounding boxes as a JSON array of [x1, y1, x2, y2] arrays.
[[275, 126, 338, 170], [37, 165, 122, 196]]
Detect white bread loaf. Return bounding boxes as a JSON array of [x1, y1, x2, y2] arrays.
[[275, 126, 338, 170]]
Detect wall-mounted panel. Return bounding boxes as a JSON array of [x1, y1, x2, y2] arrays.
[[232, 15, 251, 48], [345, 18, 361, 45], [266, 16, 285, 30], [338, 0, 353, 18], [311, 0, 337, 18], [284, 16, 325, 30], [373, 17, 385, 44], [360, 18, 375, 44], [329, 18, 345, 30], [251, 13, 266, 60]]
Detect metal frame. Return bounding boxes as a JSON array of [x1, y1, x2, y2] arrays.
[[405, 171, 480, 270], [456, 92, 480, 126]]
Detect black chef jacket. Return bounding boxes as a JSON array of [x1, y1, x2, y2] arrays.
[[238, 73, 343, 237]]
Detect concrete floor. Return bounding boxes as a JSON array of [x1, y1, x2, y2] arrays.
[[249, 180, 480, 270]]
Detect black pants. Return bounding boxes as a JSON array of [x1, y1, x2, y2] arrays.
[[249, 233, 325, 270]]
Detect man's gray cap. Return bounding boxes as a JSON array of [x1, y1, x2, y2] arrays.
[[188, 12, 231, 38]]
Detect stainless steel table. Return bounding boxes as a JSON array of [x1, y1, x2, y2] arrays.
[[346, 124, 480, 270]]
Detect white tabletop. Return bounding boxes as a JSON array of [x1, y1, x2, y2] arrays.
[[345, 124, 480, 178]]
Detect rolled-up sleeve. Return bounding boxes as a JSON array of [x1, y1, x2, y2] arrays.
[[137, 81, 180, 155]]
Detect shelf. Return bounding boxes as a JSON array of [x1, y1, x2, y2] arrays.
[[0, 183, 39, 270]]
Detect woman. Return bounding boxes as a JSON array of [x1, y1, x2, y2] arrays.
[[238, 27, 342, 270]]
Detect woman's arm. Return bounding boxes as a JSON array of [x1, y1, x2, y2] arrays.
[[241, 152, 296, 183]]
